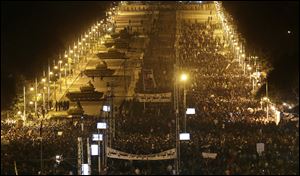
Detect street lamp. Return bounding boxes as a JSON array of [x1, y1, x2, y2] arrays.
[[41, 78, 47, 111], [180, 73, 188, 82], [58, 60, 63, 79], [180, 73, 188, 132], [49, 71, 56, 102], [64, 65, 68, 87], [23, 86, 26, 121], [175, 73, 189, 175], [97, 122, 107, 173]]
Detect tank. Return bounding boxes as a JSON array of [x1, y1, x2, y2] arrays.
[[97, 49, 125, 59], [66, 81, 104, 101], [83, 62, 115, 77], [114, 38, 129, 49], [110, 33, 120, 39]]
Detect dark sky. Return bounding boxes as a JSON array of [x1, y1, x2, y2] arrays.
[[1, 1, 110, 77], [222, 1, 299, 103], [1, 1, 110, 109], [1, 1, 299, 109]]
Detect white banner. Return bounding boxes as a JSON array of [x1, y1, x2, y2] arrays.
[[106, 147, 176, 160], [256, 143, 265, 154], [136, 92, 172, 102]]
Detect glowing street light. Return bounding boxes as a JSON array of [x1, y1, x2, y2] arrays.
[[30, 87, 34, 91], [180, 73, 188, 82]]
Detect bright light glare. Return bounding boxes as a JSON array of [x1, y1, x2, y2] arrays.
[[180, 73, 188, 82]]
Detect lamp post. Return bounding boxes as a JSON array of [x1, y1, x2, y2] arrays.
[[180, 73, 188, 132], [35, 78, 38, 115], [59, 60, 63, 93], [173, 64, 180, 175], [42, 77, 46, 111], [266, 81, 269, 120], [97, 122, 107, 174], [47, 63, 51, 111], [64, 64, 68, 88], [98, 129, 101, 175], [23, 86, 26, 121]]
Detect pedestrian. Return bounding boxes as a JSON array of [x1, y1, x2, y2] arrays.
[[64, 101, 67, 110], [62, 101, 65, 110], [67, 101, 70, 110], [58, 101, 61, 111], [55, 101, 58, 111], [49, 100, 53, 109]]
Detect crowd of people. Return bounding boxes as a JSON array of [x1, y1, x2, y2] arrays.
[[55, 100, 70, 111], [105, 17, 299, 175], [1, 115, 101, 175], [1, 7, 299, 176]]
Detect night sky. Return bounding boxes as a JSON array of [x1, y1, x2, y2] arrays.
[[1, 1, 299, 109]]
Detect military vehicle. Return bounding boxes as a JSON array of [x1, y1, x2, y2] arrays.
[[67, 101, 84, 116], [83, 62, 115, 77], [114, 38, 129, 49], [66, 81, 104, 101], [97, 48, 125, 59]]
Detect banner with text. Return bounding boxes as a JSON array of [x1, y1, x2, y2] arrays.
[[106, 147, 176, 160], [136, 92, 172, 102]]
